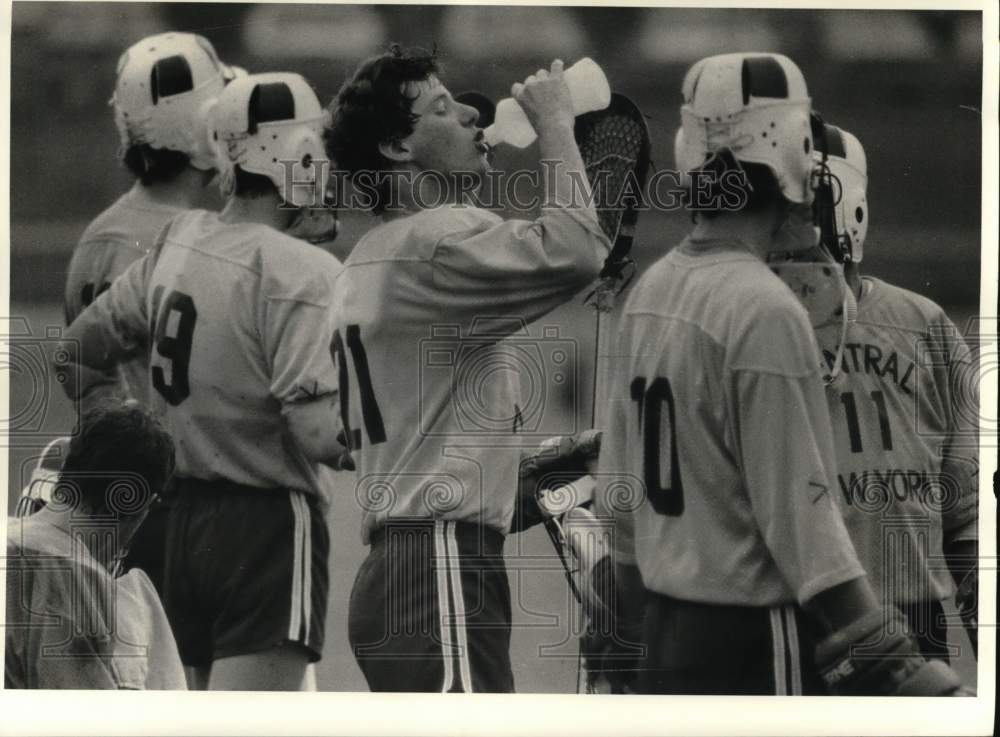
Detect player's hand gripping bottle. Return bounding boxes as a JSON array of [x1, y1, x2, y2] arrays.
[[483, 58, 611, 148]]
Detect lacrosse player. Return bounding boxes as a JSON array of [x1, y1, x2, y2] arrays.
[[806, 124, 979, 660], [324, 46, 609, 692], [55, 72, 347, 691], [592, 53, 970, 696], [65, 32, 242, 399], [22, 34, 242, 596]]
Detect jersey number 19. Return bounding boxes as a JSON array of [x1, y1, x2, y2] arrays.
[[150, 286, 197, 406]]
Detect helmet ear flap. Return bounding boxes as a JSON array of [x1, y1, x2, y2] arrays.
[[280, 127, 326, 207], [847, 189, 868, 263]]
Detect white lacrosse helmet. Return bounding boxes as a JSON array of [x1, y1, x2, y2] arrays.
[[211, 72, 328, 208], [674, 52, 814, 204], [112, 32, 242, 170], [817, 124, 869, 263]]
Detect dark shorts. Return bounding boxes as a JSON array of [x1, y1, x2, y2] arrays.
[[348, 519, 514, 693], [121, 496, 171, 596], [898, 599, 951, 662], [162, 477, 329, 667], [638, 593, 827, 695]]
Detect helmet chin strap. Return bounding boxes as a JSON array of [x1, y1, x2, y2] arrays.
[[822, 287, 858, 386]]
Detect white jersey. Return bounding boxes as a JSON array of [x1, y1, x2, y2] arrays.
[[817, 276, 978, 604], [595, 237, 865, 607], [65, 183, 183, 406], [5, 516, 186, 689], [332, 203, 609, 543], [86, 209, 343, 507]]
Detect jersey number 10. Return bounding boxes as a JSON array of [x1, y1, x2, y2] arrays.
[[630, 376, 684, 517]]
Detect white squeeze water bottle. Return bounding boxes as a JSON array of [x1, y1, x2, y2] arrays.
[[483, 57, 611, 148]]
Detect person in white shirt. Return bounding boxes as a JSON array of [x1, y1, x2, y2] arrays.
[[324, 45, 609, 692], [5, 399, 185, 690]]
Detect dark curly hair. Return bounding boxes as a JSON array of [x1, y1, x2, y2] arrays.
[[324, 44, 440, 214], [58, 398, 176, 517]]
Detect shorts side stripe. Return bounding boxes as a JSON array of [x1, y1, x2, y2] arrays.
[[783, 605, 802, 695], [288, 493, 304, 641], [434, 521, 455, 693], [445, 522, 473, 693], [300, 493, 312, 642], [769, 607, 787, 695], [299, 493, 313, 642]]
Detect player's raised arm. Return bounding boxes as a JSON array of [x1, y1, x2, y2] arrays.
[[326, 51, 610, 333], [513, 60, 594, 210], [428, 60, 609, 322], [429, 209, 607, 325]]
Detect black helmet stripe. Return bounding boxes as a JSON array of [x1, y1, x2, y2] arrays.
[[741, 57, 788, 105], [824, 124, 848, 159], [247, 82, 296, 134], [151, 55, 194, 104], [689, 63, 705, 103]]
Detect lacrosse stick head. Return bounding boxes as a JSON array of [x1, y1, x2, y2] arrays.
[[574, 92, 652, 311], [454, 90, 495, 128]]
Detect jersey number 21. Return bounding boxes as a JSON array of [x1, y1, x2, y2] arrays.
[[331, 325, 386, 451]]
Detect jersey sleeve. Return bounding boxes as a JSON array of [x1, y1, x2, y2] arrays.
[[61, 246, 157, 393], [63, 239, 97, 326], [64, 235, 131, 327], [91, 255, 153, 353], [730, 300, 866, 605], [72, 222, 171, 367], [114, 569, 187, 690], [430, 205, 610, 326], [261, 255, 341, 406], [935, 316, 979, 542]]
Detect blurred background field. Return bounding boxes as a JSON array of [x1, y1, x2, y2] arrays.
[[9, 4, 984, 307], [4, 3, 985, 692]]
